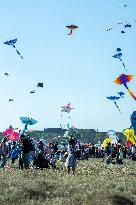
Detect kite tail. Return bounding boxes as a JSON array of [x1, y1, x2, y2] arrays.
[[67, 29, 73, 35], [16, 49, 23, 59], [114, 101, 122, 114], [127, 88, 136, 100], [119, 58, 127, 72], [123, 84, 136, 100], [119, 57, 122, 62], [122, 62, 127, 71]]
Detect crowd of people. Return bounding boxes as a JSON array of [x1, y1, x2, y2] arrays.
[[0, 132, 135, 174]]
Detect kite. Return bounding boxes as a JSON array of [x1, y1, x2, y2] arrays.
[[4, 39, 17, 48], [30, 90, 35, 94], [118, 92, 125, 98], [3, 72, 9, 77], [66, 25, 78, 35], [4, 38, 23, 59], [9, 99, 14, 102], [37, 83, 43, 88], [20, 117, 38, 134], [107, 20, 133, 33], [106, 22, 123, 31], [116, 48, 121, 52], [112, 52, 122, 58], [114, 74, 136, 101], [3, 127, 19, 141], [122, 3, 127, 7], [112, 52, 127, 71], [124, 24, 131, 28], [20, 117, 38, 125], [61, 103, 74, 113], [60, 103, 74, 129], [107, 130, 119, 144], [123, 128, 136, 146], [130, 111, 136, 135], [107, 96, 122, 114], [102, 138, 111, 148]]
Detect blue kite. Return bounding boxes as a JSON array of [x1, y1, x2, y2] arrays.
[[4, 38, 23, 59], [20, 117, 38, 125], [107, 96, 122, 114], [20, 117, 38, 134], [4, 38, 17, 48], [118, 92, 125, 98], [130, 111, 136, 135], [112, 51, 127, 72]]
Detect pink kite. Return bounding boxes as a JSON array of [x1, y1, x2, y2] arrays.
[[61, 103, 74, 113], [3, 128, 19, 141]]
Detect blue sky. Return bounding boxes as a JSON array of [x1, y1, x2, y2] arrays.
[[0, 0, 136, 132]]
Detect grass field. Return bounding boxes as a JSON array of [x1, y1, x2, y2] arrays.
[[0, 159, 135, 205]]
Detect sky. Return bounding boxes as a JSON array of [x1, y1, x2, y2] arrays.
[[0, 0, 136, 132]]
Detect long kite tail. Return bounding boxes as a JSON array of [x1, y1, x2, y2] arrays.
[[16, 49, 23, 59], [127, 88, 136, 100], [114, 101, 122, 114], [123, 84, 136, 100]]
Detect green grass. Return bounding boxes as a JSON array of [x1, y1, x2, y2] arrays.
[[0, 159, 136, 205]]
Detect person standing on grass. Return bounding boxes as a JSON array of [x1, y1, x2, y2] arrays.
[[20, 134, 31, 169], [1, 137, 8, 168], [65, 134, 77, 175]]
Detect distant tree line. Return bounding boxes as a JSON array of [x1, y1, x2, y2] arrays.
[[29, 128, 125, 144]]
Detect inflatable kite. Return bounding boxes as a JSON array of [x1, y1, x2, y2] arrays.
[[107, 130, 119, 144], [107, 96, 122, 114], [114, 74, 136, 101], [102, 138, 111, 148], [4, 38, 23, 59], [130, 111, 136, 135], [123, 128, 136, 146], [66, 25, 78, 35]]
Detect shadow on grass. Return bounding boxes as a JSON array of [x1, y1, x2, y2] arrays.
[[111, 195, 135, 205]]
